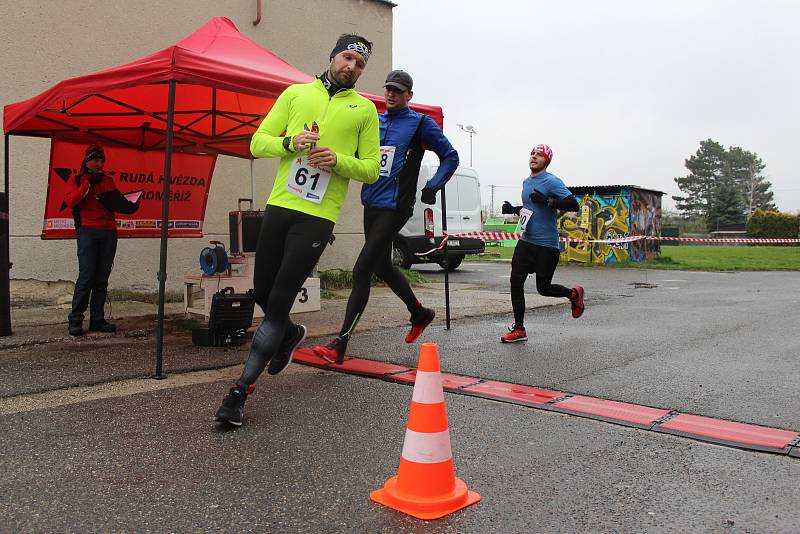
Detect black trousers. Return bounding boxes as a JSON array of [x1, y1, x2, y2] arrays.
[[239, 205, 334, 385], [509, 240, 571, 328], [68, 227, 117, 323], [338, 208, 417, 338]]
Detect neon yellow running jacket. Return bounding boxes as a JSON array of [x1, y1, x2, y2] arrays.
[[250, 78, 381, 223]]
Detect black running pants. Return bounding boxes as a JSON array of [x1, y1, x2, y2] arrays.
[[338, 208, 417, 338], [509, 240, 571, 328], [239, 205, 334, 385]]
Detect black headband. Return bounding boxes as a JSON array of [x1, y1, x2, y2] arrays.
[[330, 38, 371, 63]]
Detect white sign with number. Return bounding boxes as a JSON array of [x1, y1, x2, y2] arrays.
[[519, 207, 533, 232], [379, 146, 396, 177], [286, 156, 331, 204]]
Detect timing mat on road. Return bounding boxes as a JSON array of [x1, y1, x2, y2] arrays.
[[292, 348, 800, 457]]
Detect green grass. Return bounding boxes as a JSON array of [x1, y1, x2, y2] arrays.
[[467, 245, 799, 271], [319, 268, 428, 290], [636, 245, 800, 271], [466, 246, 515, 261]]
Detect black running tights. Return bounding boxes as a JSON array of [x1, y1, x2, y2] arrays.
[[338, 208, 417, 338], [509, 240, 571, 328], [239, 205, 334, 385]]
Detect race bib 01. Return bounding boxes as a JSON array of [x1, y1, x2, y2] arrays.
[[519, 207, 533, 232], [286, 156, 332, 204], [379, 146, 396, 177]]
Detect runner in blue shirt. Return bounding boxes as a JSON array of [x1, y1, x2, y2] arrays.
[[499, 144, 585, 343], [313, 70, 459, 363]]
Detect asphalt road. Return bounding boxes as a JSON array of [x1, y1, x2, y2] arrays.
[[2, 263, 800, 532], [401, 263, 800, 429]]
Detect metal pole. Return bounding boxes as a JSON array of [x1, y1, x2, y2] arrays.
[[0, 135, 11, 336], [154, 80, 176, 379], [440, 187, 450, 330], [469, 132, 473, 167], [250, 158, 256, 205]]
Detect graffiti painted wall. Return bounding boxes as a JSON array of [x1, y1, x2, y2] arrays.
[[558, 188, 662, 263], [629, 189, 662, 261]]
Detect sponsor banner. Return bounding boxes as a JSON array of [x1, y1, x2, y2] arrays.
[[415, 232, 800, 256], [42, 140, 216, 239]]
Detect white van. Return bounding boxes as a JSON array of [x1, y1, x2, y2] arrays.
[[392, 164, 485, 270]]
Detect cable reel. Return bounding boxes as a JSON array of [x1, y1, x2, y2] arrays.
[[199, 240, 229, 275]]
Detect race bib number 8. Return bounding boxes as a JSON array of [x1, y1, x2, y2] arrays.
[[379, 146, 396, 177], [519, 207, 533, 232], [286, 156, 331, 204]]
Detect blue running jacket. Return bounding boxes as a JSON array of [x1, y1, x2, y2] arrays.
[[361, 106, 459, 215]]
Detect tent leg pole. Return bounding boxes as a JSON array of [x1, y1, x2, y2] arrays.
[[0, 135, 11, 336], [440, 188, 451, 330], [153, 80, 176, 379]]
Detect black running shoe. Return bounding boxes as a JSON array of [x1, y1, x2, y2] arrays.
[[214, 383, 254, 427], [268, 324, 307, 376]]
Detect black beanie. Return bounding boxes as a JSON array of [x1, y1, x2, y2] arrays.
[[329, 34, 372, 63]]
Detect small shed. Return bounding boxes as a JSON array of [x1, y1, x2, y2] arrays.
[[558, 185, 664, 263]]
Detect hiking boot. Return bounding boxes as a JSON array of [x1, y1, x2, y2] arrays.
[[313, 336, 348, 365], [268, 324, 306, 376], [89, 319, 117, 333], [405, 306, 435, 343], [501, 324, 527, 343], [570, 287, 585, 319], [214, 383, 255, 427], [68, 320, 84, 337]]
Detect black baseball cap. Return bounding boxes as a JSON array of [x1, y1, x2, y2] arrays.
[[384, 70, 413, 92]]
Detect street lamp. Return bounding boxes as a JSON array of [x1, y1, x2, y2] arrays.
[[456, 123, 477, 167]]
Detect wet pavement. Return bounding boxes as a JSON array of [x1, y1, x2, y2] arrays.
[[2, 263, 800, 532]]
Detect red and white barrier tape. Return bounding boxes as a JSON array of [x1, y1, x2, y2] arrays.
[[415, 232, 800, 256]]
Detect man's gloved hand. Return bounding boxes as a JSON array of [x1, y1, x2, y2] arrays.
[[530, 189, 549, 205], [89, 172, 104, 186], [420, 187, 437, 205], [501, 201, 521, 215]]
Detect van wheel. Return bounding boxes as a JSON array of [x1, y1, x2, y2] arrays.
[[437, 254, 463, 271], [392, 241, 413, 269]]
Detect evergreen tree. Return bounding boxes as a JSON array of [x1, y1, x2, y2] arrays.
[[673, 139, 725, 217], [706, 176, 746, 229], [674, 140, 776, 223], [724, 146, 776, 216]]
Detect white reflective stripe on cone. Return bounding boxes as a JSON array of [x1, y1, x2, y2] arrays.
[[411, 371, 445, 404], [401, 429, 453, 464]]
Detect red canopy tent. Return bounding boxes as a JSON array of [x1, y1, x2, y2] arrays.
[[2, 17, 446, 374], [4, 17, 443, 153]]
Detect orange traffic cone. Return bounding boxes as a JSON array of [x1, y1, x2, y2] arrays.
[[370, 342, 480, 519]]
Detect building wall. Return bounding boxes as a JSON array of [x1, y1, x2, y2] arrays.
[[1, 0, 393, 293]]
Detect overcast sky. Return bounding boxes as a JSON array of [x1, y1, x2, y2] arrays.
[[391, 0, 799, 214]]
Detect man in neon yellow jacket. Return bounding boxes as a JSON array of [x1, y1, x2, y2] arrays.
[[215, 34, 380, 427]]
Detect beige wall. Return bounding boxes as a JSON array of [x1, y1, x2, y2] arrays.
[[0, 0, 393, 294]]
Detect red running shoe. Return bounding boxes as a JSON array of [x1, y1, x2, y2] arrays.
[[313, 336, 347, 364], [405, 306, 435, 343], [501, 325, 527, 343], [570, 287, 585, 319]]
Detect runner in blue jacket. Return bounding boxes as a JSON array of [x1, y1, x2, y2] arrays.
[[314, 70, 459, 363]]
